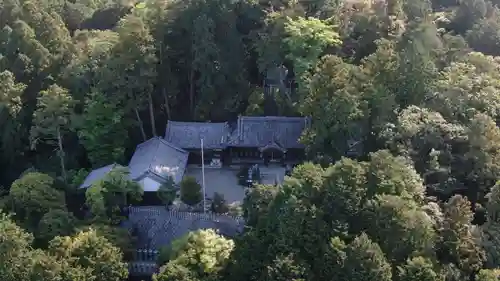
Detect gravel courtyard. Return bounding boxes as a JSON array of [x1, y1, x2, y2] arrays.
[[184, 165, 287, 205], [185, 167, 245, 205]]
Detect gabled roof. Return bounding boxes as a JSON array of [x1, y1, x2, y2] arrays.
[[128, 137, 188, 184], [79, 163, 126, 189], [165, 121, 229, 150], [124, 206, 244, 250], [229, 116, 309, 149]]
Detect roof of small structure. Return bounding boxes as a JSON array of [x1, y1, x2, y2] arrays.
[[164, 121, 230, 150], [228, 116, 309, 149], [79, 163, 127, 189], [128, 137, 189, 184], [123, 206, 245, 250]]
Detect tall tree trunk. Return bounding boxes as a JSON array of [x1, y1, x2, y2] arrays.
[[148, 93, 157, 137], [159, 44, 171, 121], [134, 107, 147, 141], [162, 87, 171, 120], [56, 126, 67, 182], [189, 64, 195, 119]]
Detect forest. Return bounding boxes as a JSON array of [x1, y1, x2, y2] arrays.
[[2, 0, 500, 280]]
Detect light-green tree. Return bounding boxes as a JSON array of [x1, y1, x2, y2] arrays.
[[283, 16, 341, 90], [363, 195, 436, 263], [30, 84, 74, 181], [397, 256, 443, 281], [343, 233, 392, 281], [476, 269, 500, 281], [299, 55, 364, 159], [0, 70, 26, 116], [154, 229, 235, 281], [438, 195, 485, 274], [85, 166, 143, 223], [77, 91, 129, 167], [98, 15, 158, 140], [0, 212, 34, 281], [48, 229, 128, 281], [77, 223, 136, 261]]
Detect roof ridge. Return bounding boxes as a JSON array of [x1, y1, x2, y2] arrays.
[[158, 138, 188, 154], [135, 137, 158, 149], [240, 116, 306, 121], [168, 120, 228, 124], [147, 138, 162, 175]]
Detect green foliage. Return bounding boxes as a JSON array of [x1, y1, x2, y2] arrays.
[[0, 213, 77, 281], [211, 192, 229, 214], [85, 166, 143, 223], [157, 245, 171, 266], [48, 229, 128, 281], [0, 212, 34, 281], [77, 223, 136, 260], [430, 52, 500, 123], [0, 70, 26, 116], [242, 184, 279, 226], [154, 229, 234, 281], [9, 172, 65, 230], [30, 84, 74, 180], [227, 202, 243, 217], [482, 182, 500, 268], [476, 269, 500, 281], [283, 16, 341, 85], [344, 233, 392, 281], [37, 209, 77, 246], [265, 253, 308, 281], [157, 176, 177, 206], [438, 195, 485, 273], [363, 195, 436, 263], [366, 150, 426, 202], [321, 158, 368, 225], [397, 256, 443, 281], [67, 168, 90, 189], [299, 55, 365, 159], [180, 176, 202, 206], [2, 0, 500, 280], [77, 91, 129, 167]]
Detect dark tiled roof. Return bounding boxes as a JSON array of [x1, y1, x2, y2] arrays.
[[128, 137, 188, 184], [165, 121, 229, 150], [79, 163, 127, 189], [229, 116, 309, 149], [124, 206, 244, 250]]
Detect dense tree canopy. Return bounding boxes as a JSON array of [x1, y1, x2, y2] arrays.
[[2, 0, 500, 280]]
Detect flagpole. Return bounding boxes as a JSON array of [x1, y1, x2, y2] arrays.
[[201, 138, 206, 214]]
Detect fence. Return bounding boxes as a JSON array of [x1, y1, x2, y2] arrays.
[[127, 206, 244, 223]]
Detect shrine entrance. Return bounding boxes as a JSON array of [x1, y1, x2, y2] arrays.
[[259, 143, 286, 166]]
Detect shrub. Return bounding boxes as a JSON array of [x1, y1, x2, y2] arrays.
[[157, 246, 171, 266], [228, 202, 243, 217], [180, 176, 202, 206], [211, 192, 229, 214], [157, 177, 177, 207], [37, 209, 77, 246]]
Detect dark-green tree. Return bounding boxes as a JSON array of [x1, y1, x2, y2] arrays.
[[180, 176, 202, 207]]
